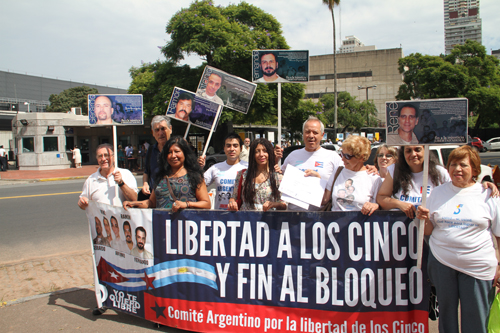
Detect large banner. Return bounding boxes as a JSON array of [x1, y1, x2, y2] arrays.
[[252, 50, 309, 83], [386, 98, 468, 145], [88, 94, 143, 126], [196, 66, 257, 114], [87, 202, 430, 333]]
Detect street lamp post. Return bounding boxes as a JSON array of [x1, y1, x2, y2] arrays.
[[24, 102, 30, 112], [357, 85, 376, 126]]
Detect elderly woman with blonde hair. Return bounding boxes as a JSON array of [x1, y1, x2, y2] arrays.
[[321, 135, 382, 215]]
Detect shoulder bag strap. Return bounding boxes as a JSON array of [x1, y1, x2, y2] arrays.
[[165, 176, 178, 202], [330, 166, 344, 192]]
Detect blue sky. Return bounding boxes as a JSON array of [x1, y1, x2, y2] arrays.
[[2, 0, 498, 89]]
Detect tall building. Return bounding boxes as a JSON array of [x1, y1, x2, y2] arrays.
[[444, 0, 482, 54], [338, 35, 376, 54]]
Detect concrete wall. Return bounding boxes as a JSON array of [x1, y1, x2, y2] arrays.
[[305, 48, 404, 125]]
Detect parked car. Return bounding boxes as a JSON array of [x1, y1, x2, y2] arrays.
[[467, 136, 486, 152], [485, 137, 500, 151]]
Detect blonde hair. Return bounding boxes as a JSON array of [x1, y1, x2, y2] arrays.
[[342, 136, 371, 162]]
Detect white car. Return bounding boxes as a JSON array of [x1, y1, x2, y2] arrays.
[[484, 137, 500, 151]]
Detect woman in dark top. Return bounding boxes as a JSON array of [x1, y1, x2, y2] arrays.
[[124, 136, 210, 212]]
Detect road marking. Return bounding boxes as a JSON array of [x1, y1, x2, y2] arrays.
[[0, 191, 81, 200]]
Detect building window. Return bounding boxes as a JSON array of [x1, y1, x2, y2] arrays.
[[65, 136, 75, 151], [23, 137, 35, 153], [43, 137, 58, 152]]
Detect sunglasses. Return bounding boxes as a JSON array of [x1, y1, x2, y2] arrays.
[[377, 154, 394, 159], [341, 152, 355, 160]]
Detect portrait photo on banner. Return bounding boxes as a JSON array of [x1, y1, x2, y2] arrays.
[[385, 98, 468, 145], [196, 66, 257, 114], [166, 87, 221, 131], [88, 94, 143, 126], [252, 50, 309, 84]]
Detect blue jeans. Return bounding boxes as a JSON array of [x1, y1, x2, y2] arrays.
[[428, 250, 495, 333]]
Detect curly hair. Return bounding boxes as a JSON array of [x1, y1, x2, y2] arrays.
[[155, 136, 204, 192], [393, 146, 445, 196], [243, 138, 280, 208], [342, 135, 371, 162]]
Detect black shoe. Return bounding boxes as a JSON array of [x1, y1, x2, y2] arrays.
[[93, 307, 107, 315]]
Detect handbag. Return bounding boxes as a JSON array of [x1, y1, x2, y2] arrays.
[[321, 166, 343, 212], [488, 291, 500, 332], [236, 169, 247, 209]]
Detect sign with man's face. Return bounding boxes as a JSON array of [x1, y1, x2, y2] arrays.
[[88, 94, 143, 126], [166, 87, 222, 131], [252, 50, 309, 83], [195, 66, 257, 114], [386, 98, 468, 145]]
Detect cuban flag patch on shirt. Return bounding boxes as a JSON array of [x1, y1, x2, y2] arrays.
[[315, 161, 324, 168]]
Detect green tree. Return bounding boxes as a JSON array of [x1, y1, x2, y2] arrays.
[[322, 0, 340, 135], [321, 92, 377, 132], [397, 40, 500, 128], [46, 86, 98, 114]]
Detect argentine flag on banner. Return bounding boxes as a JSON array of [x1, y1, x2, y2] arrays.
[[145, 259, 218, 290]]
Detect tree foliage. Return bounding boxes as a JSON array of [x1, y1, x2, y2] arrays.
[[397, 40, 500, 128], [129, 0, 305, 126], [46, 86, 98, 114], [321, 92, 378, 132]]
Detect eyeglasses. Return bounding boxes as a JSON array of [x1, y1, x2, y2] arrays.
[[341, 152, 355, 160], [96, 153, 113, 160], [377, 154, 394, 159]]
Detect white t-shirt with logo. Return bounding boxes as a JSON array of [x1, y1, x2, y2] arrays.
[[204, 161, 248, 210], [326, 168, 382, 211], [282, 147, 343, 211], [428, 182, 500, 280], [388, 164, 451, 207]]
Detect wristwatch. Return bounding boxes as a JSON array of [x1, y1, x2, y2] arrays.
[[118, 181, 125, 187]]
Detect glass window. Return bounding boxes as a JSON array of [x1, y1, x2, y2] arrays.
[[66, 136, 74, 151], [22, 137, 35, 153], [43, 137, 58, 152]]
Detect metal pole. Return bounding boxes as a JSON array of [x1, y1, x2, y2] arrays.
[[278, 83, 282, 159]]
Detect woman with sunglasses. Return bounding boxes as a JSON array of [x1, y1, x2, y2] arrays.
[[321, 136, 382, 215], [376, 146, 450, 218], [373, 145, 398, 178]]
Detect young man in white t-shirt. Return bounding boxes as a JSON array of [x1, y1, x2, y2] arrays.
[[199, 133, 248, 210]]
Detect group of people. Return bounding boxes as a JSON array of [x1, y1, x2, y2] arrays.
[[78, 114, 500, 332]]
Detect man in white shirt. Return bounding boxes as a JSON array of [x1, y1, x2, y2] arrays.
[[0, 145, 7, 171], [280, 116, 343, 211], [77, 143, 138, 315], [199, 133, 248, 210], [196, 73, 224, 105], [239, 137, 250, 162], [130, 227, 153, 259], [109, 216, 130, 253]]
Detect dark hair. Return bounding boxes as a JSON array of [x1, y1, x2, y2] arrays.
[[96, 143, 114, 155], [242, 138, 280, 208], [393, 146, 444, 196], [178, 92, 194, 104], [397, 104, 418, 118], [123, 221, 131, 232], [208, 72, 223, 84], [224, 132, 243, 147], [260, 52, 277, 63], [156, 136, 204, 192], [135, 226, 146, 236]]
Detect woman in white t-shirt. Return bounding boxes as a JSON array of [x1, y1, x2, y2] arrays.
[[417, 146, 500, 333], [376, 146, 450, 218], [322, 136, 382, 215]]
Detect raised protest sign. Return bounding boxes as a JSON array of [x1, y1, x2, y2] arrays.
[[196, 66, 257, 114], [386, 98, 468, 145], [88, 94, 143, 126], [166, 87, 222, 131], [87, 201, 430, 333], [252, 50, 309, 83]]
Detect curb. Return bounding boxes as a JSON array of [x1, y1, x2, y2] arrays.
[[1, 284, 94, 307], [39, 176, 89, 182]]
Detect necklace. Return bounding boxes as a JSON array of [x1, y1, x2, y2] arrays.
[[170, 166, 185, 178]]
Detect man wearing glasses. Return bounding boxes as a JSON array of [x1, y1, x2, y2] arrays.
[[387, 104, 419, 145], [140, 115, 173, 200]]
